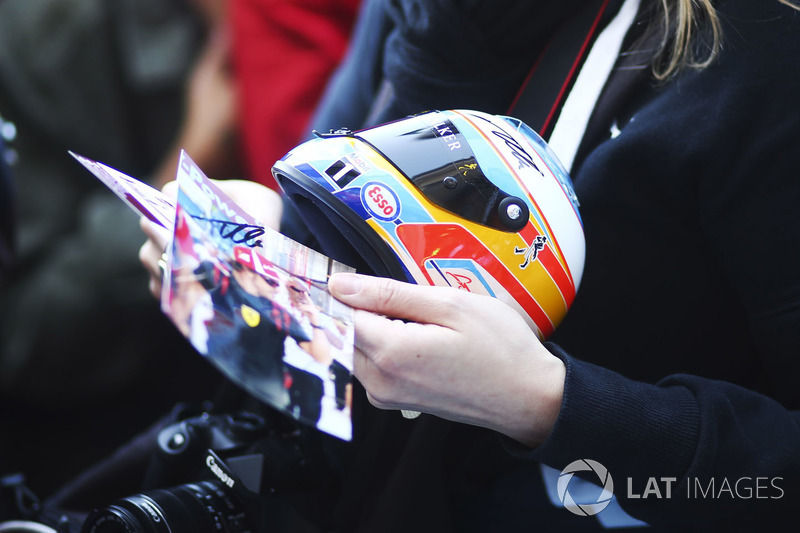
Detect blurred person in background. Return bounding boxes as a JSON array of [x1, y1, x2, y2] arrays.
[[0, 0, 359, 497], [0, 0, 225, 496], [229, 0, 361, 189]]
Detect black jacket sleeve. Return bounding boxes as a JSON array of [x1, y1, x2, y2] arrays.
[[508, 345, 800, 528], [505, 1, 800, 528]]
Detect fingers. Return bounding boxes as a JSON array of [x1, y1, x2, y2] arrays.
[[329, 274, 467, 390], [348, 307, 454, 406], [139, 217, 171, 299], [328, 273, 468, 327], [139, 243, 163, 299], [161, 180, 179, 200], [140, 216, 171, 250], [349, 309, 403, 374]]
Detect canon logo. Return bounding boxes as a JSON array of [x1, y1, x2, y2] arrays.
[[206, 455, 235, 488]]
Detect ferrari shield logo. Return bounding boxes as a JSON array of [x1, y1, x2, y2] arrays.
[[240, 304, 261, 328]]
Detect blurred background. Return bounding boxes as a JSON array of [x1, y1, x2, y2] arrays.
[[0, 0, 359, 497]]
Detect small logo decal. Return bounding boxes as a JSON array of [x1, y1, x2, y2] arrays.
[[360, 182, 401, 222], [514, 235, 547, 269], [446, 272, 474, 291], [325, 156, 362, 188], [240, 304, 261, 327], [558, 459, 614, 516]]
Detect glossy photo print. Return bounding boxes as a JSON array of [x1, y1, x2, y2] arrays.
[[164, 152, 355, 441], [72, 150, 356, 441]]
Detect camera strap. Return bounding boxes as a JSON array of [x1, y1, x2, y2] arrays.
[[508, 0, 642, 173], [511, 0, 653, 528]]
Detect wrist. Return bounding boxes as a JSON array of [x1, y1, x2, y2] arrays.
[[499, 349, 565, 448]]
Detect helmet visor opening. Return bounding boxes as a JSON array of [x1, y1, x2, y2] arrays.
[[275, 164, 409, 282]]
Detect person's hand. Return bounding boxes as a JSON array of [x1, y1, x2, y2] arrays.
[[140, 215, 173, 299], [139, 179, 283, 299], [139, 181, 179, 298], [328, 273, 566, 447]]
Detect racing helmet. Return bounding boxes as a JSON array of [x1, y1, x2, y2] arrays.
[[272, 109, 585, 339]]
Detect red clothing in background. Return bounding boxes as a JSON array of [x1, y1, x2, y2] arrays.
[[230, 0, 360, 189]]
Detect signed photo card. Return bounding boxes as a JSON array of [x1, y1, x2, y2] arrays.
[[69, 151, 176, 228], [167, 152, 355, 441], [73, 150, 356, 441]]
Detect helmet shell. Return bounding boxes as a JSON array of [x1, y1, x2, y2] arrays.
[[273, 109, 584, 339]]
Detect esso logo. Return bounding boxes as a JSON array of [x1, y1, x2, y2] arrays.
[[360, 181, 401, 222]]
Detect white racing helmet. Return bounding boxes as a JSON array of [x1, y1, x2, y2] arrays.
[[273, 109, 585, 339]]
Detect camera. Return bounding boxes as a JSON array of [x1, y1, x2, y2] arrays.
[[81, 480, 250, 533], [77, 406, 333, 533], [2, 401, 340, 533], [80, 411, 269, 533]]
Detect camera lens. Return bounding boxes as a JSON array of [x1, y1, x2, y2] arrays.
[[81, 481, 252, 533]]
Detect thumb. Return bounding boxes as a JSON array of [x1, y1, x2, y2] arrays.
[[329, 273, 460, 325]]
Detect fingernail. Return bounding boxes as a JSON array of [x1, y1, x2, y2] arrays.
[[330, 273, 362, 296]]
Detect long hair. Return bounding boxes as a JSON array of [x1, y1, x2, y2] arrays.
[[649, 0, 799, 80]]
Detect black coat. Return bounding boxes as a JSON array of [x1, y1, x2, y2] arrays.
[[281, 0, 800, 530]]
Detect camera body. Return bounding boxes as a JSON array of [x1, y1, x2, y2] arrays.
[[145, 410, 273, 495], [77, 407, 334, 533], [2, 404, 338, 533], [81, 411, 271, 533]]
